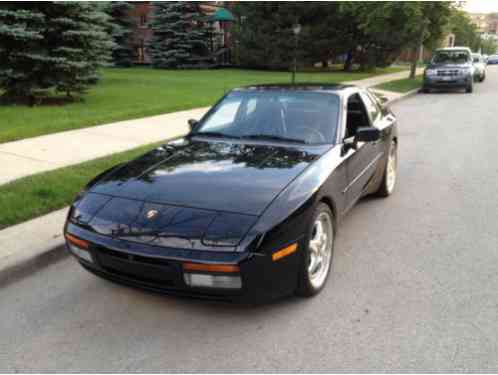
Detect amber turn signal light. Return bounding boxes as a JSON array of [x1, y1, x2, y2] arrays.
[[65, 233, 89, 249], [272, 243, 298, 261], [182, 262, 240, 273]]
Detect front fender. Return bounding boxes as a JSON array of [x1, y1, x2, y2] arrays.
[[237, 145, 347, 253]]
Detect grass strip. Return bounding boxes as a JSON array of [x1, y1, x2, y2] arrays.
[[0, 142, 162, 230], [374, 75, 423, 93]]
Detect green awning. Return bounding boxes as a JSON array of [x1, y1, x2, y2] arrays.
[[208, 8, 236, 22]]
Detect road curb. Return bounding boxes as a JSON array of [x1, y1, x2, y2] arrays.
[[0, 244, 68, 288], [0, 208, 69, 287], [386, 88, 420, 105]]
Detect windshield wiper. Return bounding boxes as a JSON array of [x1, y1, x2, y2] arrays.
[[241, 134, 307, 144], [191, 131, 240, 139]]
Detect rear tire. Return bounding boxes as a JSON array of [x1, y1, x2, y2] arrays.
[[296, 203, 334, 297], [376, 140, 397, 197], [480, 73, 485, 82]]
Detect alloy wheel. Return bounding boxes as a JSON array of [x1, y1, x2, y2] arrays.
[[386, 142, 397, 193], [308, 212, 333, 289]]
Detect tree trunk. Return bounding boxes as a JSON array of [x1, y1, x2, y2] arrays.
[[344, 50, 353, 72], [410, 28, 426, 79], [409, 47, 418, 79]]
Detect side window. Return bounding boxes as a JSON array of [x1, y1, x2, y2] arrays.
[[345, 93, 370, 139], [360, 92, 380, 124]]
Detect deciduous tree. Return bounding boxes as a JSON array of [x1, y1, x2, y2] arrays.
[[233, 2, 452, 73], [449, 8, 482, 51]]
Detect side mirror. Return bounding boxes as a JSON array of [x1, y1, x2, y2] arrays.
[[372, 91, 388, 104], [355, 127, 381, 143], [378, 95, 389, 104], [188, 119, 198, 131]]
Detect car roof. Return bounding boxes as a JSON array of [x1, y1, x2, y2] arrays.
[[233, 83, 358, 94], [436, 47, 472, 53]]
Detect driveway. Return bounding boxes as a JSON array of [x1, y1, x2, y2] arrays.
[[1, 67, 498, 372]]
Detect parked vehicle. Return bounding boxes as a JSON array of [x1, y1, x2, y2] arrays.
[[472, 53, 486, 82], [488, 55, 498, 64], [64, 84, 399, 302], [422, 47, 475, 93]]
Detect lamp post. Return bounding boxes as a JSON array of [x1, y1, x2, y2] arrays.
[[292, 22, 301, 84]]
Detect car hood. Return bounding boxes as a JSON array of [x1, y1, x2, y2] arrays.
[[71, 138, 322, 250], [87, 138, 321, 216], [427, 63, 472, 70]]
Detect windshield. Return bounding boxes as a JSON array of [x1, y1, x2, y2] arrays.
[[194, 90, 340, 145], [433, 50, 471, 64]]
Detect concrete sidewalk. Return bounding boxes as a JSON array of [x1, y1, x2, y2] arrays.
[[0, 107, 209, 185], [0, 208, 68, 286], [0, 68, 422, 186], [347, 67, 424, 87]]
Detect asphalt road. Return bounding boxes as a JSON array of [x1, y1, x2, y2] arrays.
[[2, 67, 498, 372]]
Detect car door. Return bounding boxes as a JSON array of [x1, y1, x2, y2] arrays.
[[341, 91, 382, 211]]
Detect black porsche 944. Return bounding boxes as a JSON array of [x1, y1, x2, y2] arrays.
[[64, 84, 398, 302]]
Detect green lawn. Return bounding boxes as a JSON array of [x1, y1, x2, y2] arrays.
[[374, 75, 423, 93], [0, 142, 162, 230], [0, 67, 405, 144]]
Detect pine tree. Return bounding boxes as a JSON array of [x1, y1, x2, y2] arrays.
[[0, 3, 48, 99], [0, 2, 114, 102], [148, 2, 210, 69], [45, 2, 115, 97], [105, 1, 136, 67]]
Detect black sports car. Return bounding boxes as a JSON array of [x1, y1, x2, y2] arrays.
[[64, 84, 398, 302]]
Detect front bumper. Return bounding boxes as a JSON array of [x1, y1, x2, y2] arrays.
[[65, 223, 302, 303], [423, 75, 471, 89]]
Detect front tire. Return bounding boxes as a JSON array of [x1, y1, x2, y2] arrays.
[[376, 140, 398, 197], [296, 203, 334, 297]]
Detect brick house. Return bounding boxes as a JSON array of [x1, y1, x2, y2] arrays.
[[468, 13, 498, 35], [468, 13, 498, 43], [128, 2, 153, 64], [397, 33, 456, 63], [127, 1, 235, 65]]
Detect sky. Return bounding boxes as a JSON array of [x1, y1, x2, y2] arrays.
[[463, 0, 498, 14]]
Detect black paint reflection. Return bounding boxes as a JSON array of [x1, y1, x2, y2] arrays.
[[88, 139, 321, 215]]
